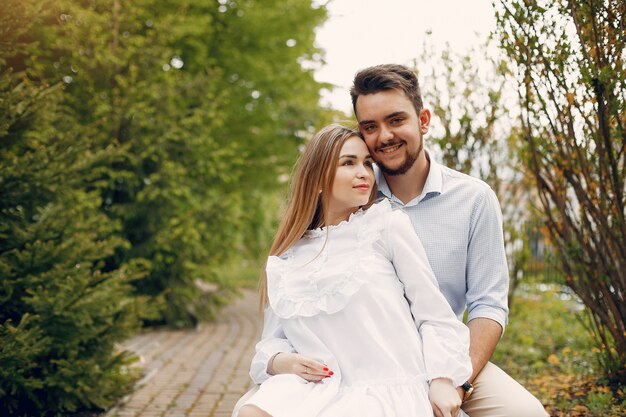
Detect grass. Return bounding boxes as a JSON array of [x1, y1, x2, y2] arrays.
[[492, 284, 626, 416]]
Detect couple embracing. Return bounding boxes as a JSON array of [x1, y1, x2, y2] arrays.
[[233, 64, 547, 417]]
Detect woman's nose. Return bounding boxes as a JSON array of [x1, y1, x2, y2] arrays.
[[356, 164, 371, 178]]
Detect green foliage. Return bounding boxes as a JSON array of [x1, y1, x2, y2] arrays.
[[0, 3, 141, 413], [493, 285, 596, 378], [495, 0, 626, 380], [16, 0, 329, 327], [493, 284, 626, 416], [586, 390, 615, 414]]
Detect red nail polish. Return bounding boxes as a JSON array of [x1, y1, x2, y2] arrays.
[[329, 371, 334, 376], [323, 367, 329, 371]]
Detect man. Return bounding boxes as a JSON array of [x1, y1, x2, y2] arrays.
[[351, 63, 547, 417]]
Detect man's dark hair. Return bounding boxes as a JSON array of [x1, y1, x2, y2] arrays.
[[350, 64, 423, 116]]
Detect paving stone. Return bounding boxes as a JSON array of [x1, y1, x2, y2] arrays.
[[105, 290, 260, 417]]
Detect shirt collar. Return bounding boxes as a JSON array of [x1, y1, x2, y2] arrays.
[[375, 150, 443, 206]]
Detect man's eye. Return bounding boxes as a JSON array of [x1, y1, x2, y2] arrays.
[[391, 118, 403, 124], [363, 125, 375, 132]]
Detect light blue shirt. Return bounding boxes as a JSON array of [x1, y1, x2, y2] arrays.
[[375, 154, 509, 331]]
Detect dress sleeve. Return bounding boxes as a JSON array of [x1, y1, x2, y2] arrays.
[[386, 210, 472, 387], [249, 305, 296, 384]]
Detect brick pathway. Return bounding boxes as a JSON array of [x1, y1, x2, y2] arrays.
[[106, 290, 261, 417]]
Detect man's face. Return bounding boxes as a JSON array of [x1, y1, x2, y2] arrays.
[[355, 89, 430, 176]]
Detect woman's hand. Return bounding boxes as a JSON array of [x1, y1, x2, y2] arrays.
[[268, 352, 334, 382], [429, 378, 462, 417]]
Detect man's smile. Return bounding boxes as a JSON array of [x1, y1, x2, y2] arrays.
[[378, 142, 404, 154]]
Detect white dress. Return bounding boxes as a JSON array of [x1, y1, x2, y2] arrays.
[[239, 200, 471, 417]]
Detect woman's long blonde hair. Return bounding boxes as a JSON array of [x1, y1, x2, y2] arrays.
[[260, 124, 378, 308]]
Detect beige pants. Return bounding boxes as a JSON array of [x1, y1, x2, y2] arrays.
[[231, 362, 548, 417], [461, 362, 548, 417]]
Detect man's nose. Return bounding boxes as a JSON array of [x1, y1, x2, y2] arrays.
[[379, 124, 393, 142]]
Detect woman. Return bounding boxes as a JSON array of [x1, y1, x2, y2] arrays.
[[236, 125, 471, 417]]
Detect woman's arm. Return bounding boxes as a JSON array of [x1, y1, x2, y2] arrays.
[[385, 211, 472, 413], [250, 306, 332, 383], [249, 306, 296, 384]]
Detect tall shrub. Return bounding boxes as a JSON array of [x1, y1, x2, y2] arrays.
[[0, 1, 140, 414], [496, 0, 625, 380]]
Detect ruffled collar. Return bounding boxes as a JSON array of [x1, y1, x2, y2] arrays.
[[304, 207, 367, 239], [266, 199, 392, 319]]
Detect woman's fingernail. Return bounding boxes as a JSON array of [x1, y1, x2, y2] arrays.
[[329, 371, 334, 376], [323, 367, 329, 371]]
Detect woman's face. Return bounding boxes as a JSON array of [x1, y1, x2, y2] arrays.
[[327, 136, 375, 225]]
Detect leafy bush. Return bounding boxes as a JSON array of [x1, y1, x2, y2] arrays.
[[495, 284, 625, 416], [496, 0, 626, 379], [0, 3, 140, 413]]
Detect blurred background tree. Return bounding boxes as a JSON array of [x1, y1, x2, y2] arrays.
[[1, 0, 141, 414], [16, 0, 329, 327], [496, 0, 625, 382]]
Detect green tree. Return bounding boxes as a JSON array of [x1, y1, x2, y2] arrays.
[[185, 0, 330, 284], [496, 0, 625, 381], [22, 0, 328, 326], [0, 0, 140, 414]]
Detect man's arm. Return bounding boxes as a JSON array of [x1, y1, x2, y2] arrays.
[[464, 186, 509, 360], [467, 317, 502, 380], [456, 317, 502, 400]]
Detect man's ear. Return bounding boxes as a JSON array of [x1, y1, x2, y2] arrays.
[[419, 108, 431, 134]]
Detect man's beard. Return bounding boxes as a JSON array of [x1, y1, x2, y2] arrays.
[[377, 140, 423, 176]]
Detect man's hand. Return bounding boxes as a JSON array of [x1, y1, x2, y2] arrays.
[[429, 378, 462, 417], [268, 352, 333, 382]]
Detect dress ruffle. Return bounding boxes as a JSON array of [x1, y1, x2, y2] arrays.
[[266, 200, 392, 319], [242, 374, 440, 417]]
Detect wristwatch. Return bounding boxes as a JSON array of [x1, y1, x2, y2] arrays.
[[461, 381, 474, 401]]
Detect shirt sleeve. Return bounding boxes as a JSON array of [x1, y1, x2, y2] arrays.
[[466, 187, 510, 333], [249, 305, 296, 384], [386, 210, 472, 387]]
